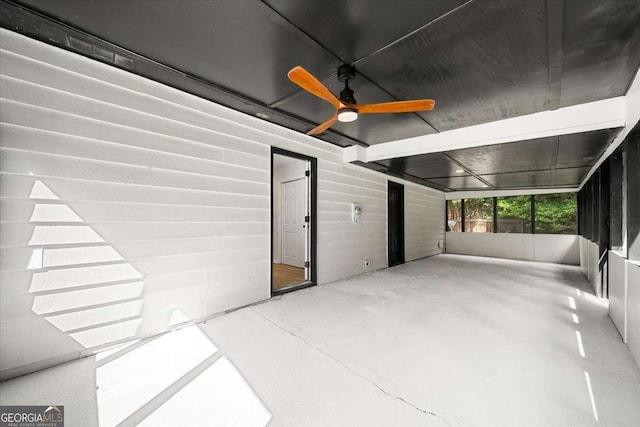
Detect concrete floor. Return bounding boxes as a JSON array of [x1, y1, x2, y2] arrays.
[[2, 254, 640, 426]]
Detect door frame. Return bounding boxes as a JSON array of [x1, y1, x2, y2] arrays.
[[271, 147, 317, 296], [387, 180, 405, 267]]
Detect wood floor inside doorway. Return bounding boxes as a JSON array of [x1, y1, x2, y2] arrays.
[[273, 263, 305, 290]]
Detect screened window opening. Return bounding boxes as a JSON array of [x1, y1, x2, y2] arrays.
[[446, 192, 578, 235], [464, 198, 493, 233], [497, 196, 532, 233], [447, 200, 462, 232], [535, 193, 577, 234]]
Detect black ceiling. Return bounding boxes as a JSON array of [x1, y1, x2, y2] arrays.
[[1, 0, 639, 191], [373, 128, 621, 190]]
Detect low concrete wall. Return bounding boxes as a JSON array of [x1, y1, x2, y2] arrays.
[[607, 250, 640, 369], [533, 234, 581, 264], [627, 262, 640, 369], [608, 251, 628, 340], [579, 237, 589, 276], [445, 232, 579, 265], [579, 237, 600, 296]]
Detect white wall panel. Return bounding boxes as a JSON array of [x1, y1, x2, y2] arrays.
[[446, 233, 534, 261], [0, 29, 444, 379], [591, 242, 601, 295], [627, 262, 640, 369], [577, 237, 603, 297], [533, 235, 580, 264], [579, 237, 589, 277], [608, 251, 628, 341], [405, 185, 445, 262], [585, 239, 600, 296]]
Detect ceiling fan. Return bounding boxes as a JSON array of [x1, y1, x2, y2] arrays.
[[287, 64, 435, 135]]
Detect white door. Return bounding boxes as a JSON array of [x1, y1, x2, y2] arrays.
[[281, 178, 306, 268]]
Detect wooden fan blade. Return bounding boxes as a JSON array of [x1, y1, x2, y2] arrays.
[[307, 114, 338, 135], [356, 99, 435, 114], [288, 66, 342, 110]]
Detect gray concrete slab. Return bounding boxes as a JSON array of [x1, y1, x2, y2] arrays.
[[1, 254, 639, 426]]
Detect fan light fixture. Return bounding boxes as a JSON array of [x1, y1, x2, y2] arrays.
[[338, 108, 358, 122]]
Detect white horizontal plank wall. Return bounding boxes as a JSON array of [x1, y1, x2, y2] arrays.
[[445, 232, 580, 265], [404, 184, 445, 262], [0, 30, 445, 379], [314, 164, 444, 284]]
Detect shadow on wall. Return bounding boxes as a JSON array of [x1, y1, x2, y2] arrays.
[[3, 180, 271, 425], [27, 180, 145, 348]]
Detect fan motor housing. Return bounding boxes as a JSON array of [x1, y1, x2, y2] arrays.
[[340, 85, 356, 105], [337, 64, 355, 82]]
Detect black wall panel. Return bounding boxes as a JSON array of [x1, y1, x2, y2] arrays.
[[627, 131, 640, 261], [609, 150, 624, 250]]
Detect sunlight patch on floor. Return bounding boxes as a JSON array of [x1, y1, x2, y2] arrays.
[[139, 356, 271, 427], [96, 322, 218, 426]]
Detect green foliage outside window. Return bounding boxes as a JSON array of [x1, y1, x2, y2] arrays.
[[535, 193, 577, 234], [497, 195, 531, 233]]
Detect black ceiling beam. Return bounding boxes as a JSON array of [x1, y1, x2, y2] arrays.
[[260, 0, 342, 109], [310, 126, 370, 147], [442, 153, 495, 189], [468, 165, 588, 178], [384, 168, 453, 192], [350, 0, 474, 69], [353, 69, 439, 133], [352, 161, 452, 192]]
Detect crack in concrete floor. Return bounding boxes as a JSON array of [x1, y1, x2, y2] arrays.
[[251, 307, 460, 427]]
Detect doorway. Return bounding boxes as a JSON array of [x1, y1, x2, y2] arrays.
[[281, 178, 305, 268], [388, 181, 405, 267], [271, 148, 317, 294]]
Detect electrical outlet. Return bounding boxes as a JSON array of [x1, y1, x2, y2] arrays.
[[364, 259, 371, 268]]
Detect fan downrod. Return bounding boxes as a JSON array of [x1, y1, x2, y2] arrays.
[[338, 64, 357, 105]]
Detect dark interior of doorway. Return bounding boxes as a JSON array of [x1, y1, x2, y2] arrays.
[[388, 181, 405, 267]]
